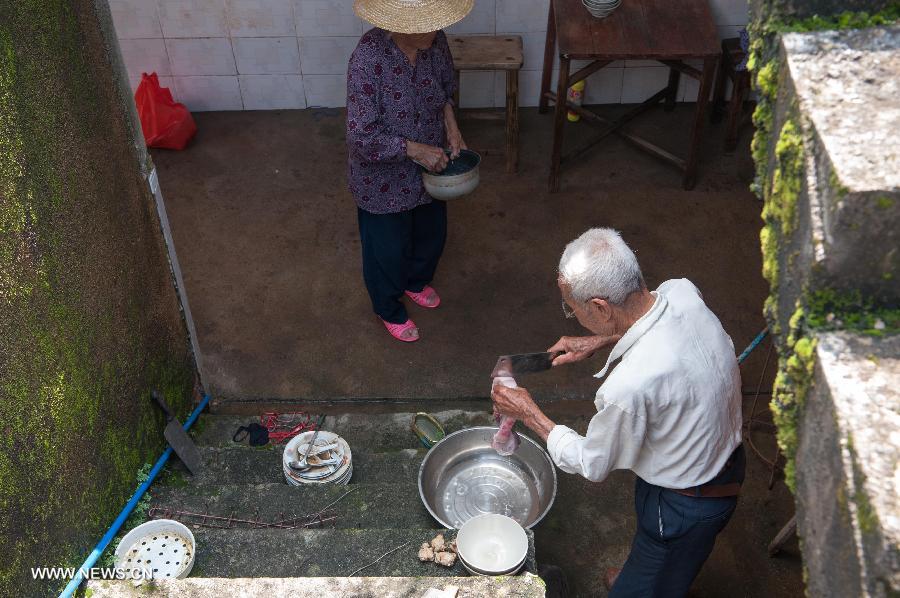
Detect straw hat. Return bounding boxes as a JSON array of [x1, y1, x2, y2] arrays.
[[354, 0, 475, 34]]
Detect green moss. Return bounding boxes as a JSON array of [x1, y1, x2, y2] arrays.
[[875, 196, 895, 210], [773, 7, 900, 32], [806, 288, 900, 335], [765, 119, 804, 237]]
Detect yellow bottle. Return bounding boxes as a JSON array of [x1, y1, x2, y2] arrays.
[[567, 80, 586, 122]]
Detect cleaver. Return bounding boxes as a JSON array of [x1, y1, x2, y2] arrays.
[[490, 351, 562, 379], [152, 391, 203, 475]]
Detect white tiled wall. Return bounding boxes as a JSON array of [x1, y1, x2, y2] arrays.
[[110, 0, 749, 111]]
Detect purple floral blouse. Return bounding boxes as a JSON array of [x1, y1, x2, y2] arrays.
[[346, 28, 456, 214]]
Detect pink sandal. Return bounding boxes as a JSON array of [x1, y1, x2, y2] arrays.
[[381, 318, 419, 342], [405, 285, 441, 308]]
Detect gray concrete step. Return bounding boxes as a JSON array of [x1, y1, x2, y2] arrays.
[[190, 409, 494, 451], [87, 573, 547, 597], [179, 527, 536, 578], [169, 446, 426, 486], [150, 483, 439, 530]]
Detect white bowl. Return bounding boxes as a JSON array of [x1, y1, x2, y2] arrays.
[[456, 514, 528, 575], [114, 519, 195, 580]]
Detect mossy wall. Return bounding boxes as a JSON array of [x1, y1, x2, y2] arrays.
[[748, 1, 900, 488], [0, 1, 196, 595]]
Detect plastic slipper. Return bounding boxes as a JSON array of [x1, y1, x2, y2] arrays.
[[405, 286, 441, 308], [382, 318, 419, 342]]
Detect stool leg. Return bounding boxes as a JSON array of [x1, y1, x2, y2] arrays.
[[665, 67, 680, 112], [724, 72, 749, 152], [539, 2, 556, 114], [548, 57, 570, 192], [711, 51, 729, 123], [506, 69, 519, 173]]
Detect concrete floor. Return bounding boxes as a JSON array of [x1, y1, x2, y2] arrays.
[[153, 105, 772, 404]]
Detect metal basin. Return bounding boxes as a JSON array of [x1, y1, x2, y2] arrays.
[[418, 427, 557, 529], [421, 149, 480, 200]]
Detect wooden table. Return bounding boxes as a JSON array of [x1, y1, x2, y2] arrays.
[[539, 0, 720, 191], [449, 35, 523, 173]]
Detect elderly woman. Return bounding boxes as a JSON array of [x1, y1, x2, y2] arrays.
[[347, 0, 472, 342]]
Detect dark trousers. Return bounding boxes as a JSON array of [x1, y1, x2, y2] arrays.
[[611, 446, 746, 598], [357, 200, 447, 324]]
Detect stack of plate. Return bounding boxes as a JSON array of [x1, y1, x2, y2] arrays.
[[582, 0, 622, 18], [282, 430, 352, 486]]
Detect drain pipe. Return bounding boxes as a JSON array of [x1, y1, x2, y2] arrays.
[[59, 394, 210, 598]]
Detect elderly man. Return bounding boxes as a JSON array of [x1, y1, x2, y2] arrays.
[[492, 228, 745, 597]]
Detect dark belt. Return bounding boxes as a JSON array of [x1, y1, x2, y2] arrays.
[[670, 446, 744, 498], [672, 482, 741, 498]]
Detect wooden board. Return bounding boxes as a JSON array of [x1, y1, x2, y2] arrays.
[[448, 35, 524, 70], [553, 0, 719, 60]]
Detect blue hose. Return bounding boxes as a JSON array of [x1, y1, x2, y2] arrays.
[[59, 394, 210, 598], [737, 328, 768, 364]]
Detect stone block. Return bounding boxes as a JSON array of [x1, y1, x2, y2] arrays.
[[795, 332, 900, 596]]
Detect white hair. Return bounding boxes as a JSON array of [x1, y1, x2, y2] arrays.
[[558, 228, 644, 305]]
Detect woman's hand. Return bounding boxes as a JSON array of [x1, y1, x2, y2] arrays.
[[446, 128, 467, 159], [547, 334, 622, 366], [443, 102, 466, 158], [407, 140, 448, 172]]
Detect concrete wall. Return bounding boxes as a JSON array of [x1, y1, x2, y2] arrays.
[[109, 0, 750, 111], [0, 1, 196, 595]]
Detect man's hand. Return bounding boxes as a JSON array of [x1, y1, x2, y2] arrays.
[[547, 334, 622, 366], [407, 140, 449, 172], [491, 383, 556, 441]]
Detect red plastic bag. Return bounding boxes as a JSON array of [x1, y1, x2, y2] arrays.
[[134, 72, 197, 150]]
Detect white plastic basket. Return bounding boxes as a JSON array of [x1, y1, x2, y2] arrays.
[[114, 519, 195, 580]]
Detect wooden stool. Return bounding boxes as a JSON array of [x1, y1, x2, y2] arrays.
[[711, 37, 752, 152], [448, 35, 523, 173]]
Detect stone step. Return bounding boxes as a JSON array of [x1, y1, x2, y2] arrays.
[[145, 527, 536, 578], [87, 574, 546, 597], [190, 409, 494, 451], [166, 446, 427, 486], [150, 483, 439, 530]]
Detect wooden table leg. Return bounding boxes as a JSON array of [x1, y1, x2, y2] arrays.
[[665, 66, 680, 112], [506, 69, 519, 173], [548, 56, 570, 192], [538, 1, 556, 114], [683, 56, 717, 190]]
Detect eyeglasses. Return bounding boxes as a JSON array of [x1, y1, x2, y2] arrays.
[[561, 299, 576, 319]]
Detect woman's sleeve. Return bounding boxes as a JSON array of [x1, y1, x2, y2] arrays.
[[437, 31, 457, 106], [346, 50, 407, 163]]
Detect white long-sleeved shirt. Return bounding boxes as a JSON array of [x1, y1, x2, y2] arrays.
[[546, 278, 742, 489]]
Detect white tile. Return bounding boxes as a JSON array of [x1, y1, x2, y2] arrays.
[[109, 0, 163, 39], [620, 66, 668, 103], [584, 66, 623, 104], [174, 75, 243, 110], [239, 74, 306, 108], [624, 60, 659, 67], [166, 38, 237, 75], [295, 0, 362, 37], [446, 0, 496, 34], [158, 0, 229, 37], [119, 39, 172, 76], [709, 0, 749, 26], [496, 0, 549, 33], [520, 30, 551, 71], [226, 0, 296, 36], [233, 37, 301, 74], [676, 59, 706, 102], [518, 69, 546, 107], [717, 25, 745, 41], [459, 70, 494, 108], [303, 74, 346, 107], [299, 36, 358, 75]]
